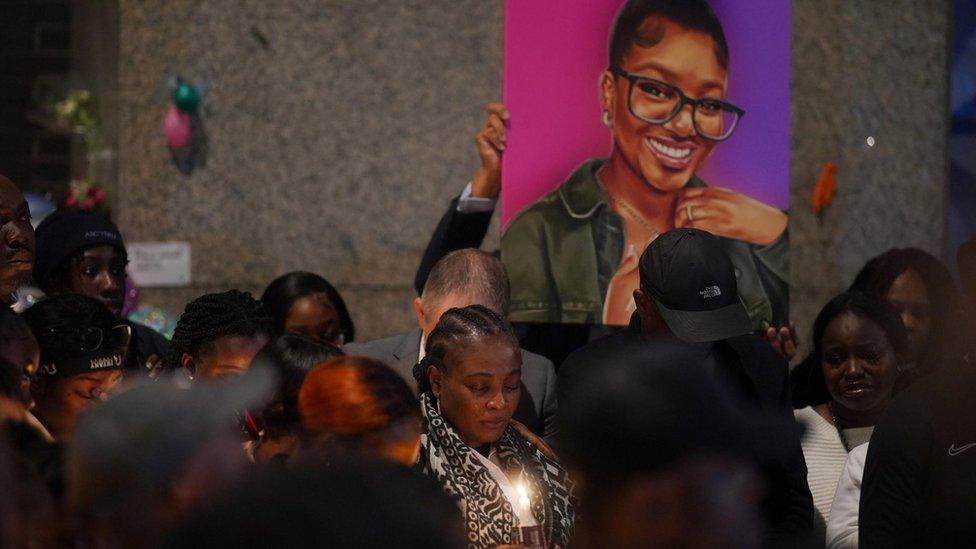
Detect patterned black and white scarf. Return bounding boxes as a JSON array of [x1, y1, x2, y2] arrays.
[[416, 393, 574, 548]]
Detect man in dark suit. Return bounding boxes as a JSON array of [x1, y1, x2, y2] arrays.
[[558, 229, 813, 546], [346, 248, 558, 441]]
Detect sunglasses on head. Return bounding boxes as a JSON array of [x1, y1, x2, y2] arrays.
[[41, 324, 132, 355]]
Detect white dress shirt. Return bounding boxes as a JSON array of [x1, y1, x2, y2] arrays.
[[457, 181, 497, 213]]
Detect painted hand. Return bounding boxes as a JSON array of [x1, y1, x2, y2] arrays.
[[675, 187, 787, 246]]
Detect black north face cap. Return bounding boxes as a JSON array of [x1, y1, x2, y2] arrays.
[[638, 229, 751, 343]]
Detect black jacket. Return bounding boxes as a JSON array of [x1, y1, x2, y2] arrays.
[[413, 196, 493, 296], [860, 359, 976, 548], [558, 320, 814, 545], [124, 321, 170, 376], [413, 196, 611, 368]]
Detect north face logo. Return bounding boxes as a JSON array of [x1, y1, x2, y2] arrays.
[[700, 286, 722, 299]]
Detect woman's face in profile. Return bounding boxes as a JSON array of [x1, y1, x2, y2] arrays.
[[433, 337, 521, 448], [885, 268, 931, 362], [607, 18, 727, 193]]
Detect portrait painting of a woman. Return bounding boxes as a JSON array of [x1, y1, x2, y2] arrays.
[[500, 0, 789, 328]]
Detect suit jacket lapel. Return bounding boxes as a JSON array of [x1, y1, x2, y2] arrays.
[[392, 328, 423, 391]]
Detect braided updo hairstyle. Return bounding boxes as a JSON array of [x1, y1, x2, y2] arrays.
[[412, 305, 519, 394], [166, 290, 273, 370]]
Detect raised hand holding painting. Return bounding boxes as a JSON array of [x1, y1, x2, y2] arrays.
[[472, 103, 509, 199]]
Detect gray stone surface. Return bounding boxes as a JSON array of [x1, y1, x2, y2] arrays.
[[789, 0, 949, 354], [114, 0, 949, 344], [116, 0, 502, 340]]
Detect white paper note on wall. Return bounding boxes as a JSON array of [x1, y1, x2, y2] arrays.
[[127, 242, 191, 287]]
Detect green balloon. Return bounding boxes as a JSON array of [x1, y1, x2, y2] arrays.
[[173, 83, 200, 113]]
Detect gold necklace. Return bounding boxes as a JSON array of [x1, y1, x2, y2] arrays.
[[611, 197, 661, 239], [827, 401, 853, 453]]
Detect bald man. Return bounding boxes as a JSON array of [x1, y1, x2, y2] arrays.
[[0, 175, 36, 304], [346, 249, 558, 441]]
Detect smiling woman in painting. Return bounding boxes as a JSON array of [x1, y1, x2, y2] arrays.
[[499, 0, 788, 329]]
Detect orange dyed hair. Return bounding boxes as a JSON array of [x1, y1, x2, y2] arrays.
[[298, 356, 420, 464]]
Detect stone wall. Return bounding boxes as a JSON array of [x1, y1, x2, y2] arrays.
[[117, 0, 502, 339], [115, 0, 949, 343], [789, 0, 950, 348]]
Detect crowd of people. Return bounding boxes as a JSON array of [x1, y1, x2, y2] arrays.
[[1, 1, 974, 548]]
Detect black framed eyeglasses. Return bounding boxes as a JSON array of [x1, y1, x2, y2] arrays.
[[609, 66, 744, 141]]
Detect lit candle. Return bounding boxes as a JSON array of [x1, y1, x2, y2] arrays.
[[514, 481, 545, 548], [516, 481, 531, 517]]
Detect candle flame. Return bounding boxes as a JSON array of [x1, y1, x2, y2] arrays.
[[516, 481, 531, 511]]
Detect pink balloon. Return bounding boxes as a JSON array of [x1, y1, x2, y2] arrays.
[[164, 104, 191, 149]]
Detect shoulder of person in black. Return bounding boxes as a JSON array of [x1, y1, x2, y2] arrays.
[[860, 358, 976, 549], [2, 421, 64, 498], [559, 322, 788, 414], [123, 320, 171, 373]]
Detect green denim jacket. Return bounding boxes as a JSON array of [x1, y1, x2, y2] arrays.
[[502, 159, 789, 329]]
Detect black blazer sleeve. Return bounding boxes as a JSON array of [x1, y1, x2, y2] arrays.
[[859, 393, 929, 549], [727, 336, 813, 544], [413, 196, 494, 295], [765, 357, 815, 544]]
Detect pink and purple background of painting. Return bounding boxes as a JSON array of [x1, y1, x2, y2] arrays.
[[501, 0, 790, 226]]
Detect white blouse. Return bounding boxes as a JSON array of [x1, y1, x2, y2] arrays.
[[794, 406, 873, 537]]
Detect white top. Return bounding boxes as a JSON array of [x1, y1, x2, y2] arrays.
[[418, 332, 426, 364], [794, 406, 873, 537], [826, 443, 869, 549], [471, 446, 538, 528]]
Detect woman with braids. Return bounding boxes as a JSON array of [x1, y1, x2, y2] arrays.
[[414, 305, 573, 549], [167, 290, 273, 381], [788, 291, 908, 542], [849, 247, 961, 378]]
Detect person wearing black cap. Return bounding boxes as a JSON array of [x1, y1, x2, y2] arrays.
[[33, 210, 168, 377], [558, 228, 813, 545], [23, 293, 128, 442]]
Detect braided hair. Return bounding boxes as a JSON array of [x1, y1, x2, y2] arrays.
[[412, 305, 519, 394], [166, 290, 273, 370]]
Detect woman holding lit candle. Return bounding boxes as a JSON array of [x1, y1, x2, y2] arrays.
[[414, 305, 574, 548]]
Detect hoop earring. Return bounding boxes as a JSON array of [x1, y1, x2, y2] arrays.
[[601, 111, 612, 128]]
